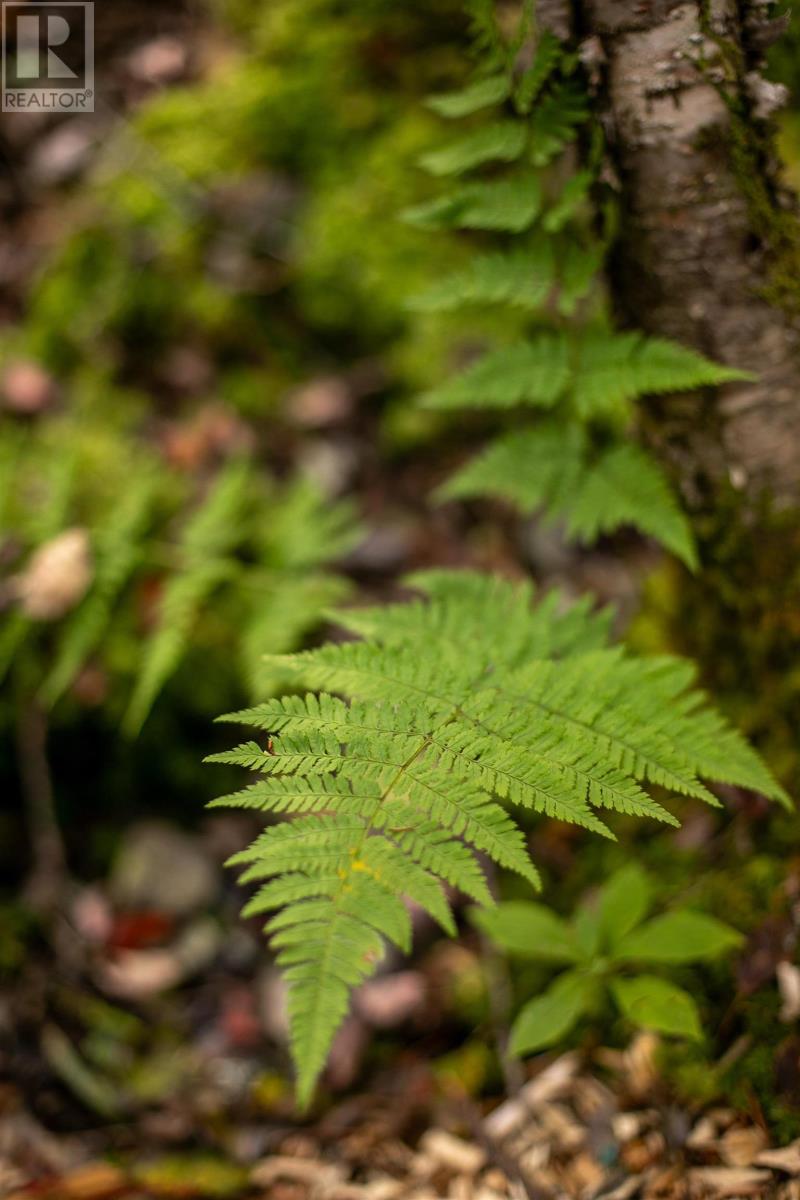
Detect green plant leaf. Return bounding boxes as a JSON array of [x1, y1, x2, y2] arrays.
[[613, 910, 743, 963], [510, 970, 592, 1055], [418, 122, 527, 176], [514, 30, 563, 113], [472, 900, 582, 962], [562, 443, 698, 570], [426, 74, 511, 118], [599, 863, 653, 947], [611, 975, 703, 1040], [573, 905, 601, 959]]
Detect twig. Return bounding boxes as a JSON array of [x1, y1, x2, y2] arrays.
[[17, 696, 68, 912], [482, 861, 526, 1097]]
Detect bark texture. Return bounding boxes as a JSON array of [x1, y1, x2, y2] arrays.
[[582, 0, 800, 505]]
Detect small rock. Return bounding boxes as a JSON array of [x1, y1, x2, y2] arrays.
[[2, 360, 57, 414], [100, 917, 220, 998], [27, 121, 97, 185], [127, 36, 188, 85], [341, 522, 414, 574], [298, 438, 360, 497], [71, 888, 113, 945], [110, 821, 218, 917], [356, 971, 427, 1029], [15, 529, 92, 620], [289, 376, 353, 428]]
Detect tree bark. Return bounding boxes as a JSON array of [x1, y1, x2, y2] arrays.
[[581, 0, 800, 507]]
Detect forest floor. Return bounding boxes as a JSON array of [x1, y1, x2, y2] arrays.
[[3, 814, 800, 1200]]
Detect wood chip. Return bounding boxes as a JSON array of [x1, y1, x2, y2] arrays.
[[688, 1166, 772, 1196], [252, 1156, 347, 1190], [597, 1177, 642, 1200], [756, 1139, 800, 1175], [686, 1117, 717, 1150], [485, 1054, 580, 1141], [718, 1126, 769, 1167], [613, 1113, 646, 1143], [564, 1150, 606, 1194], [418, 1130, 486, 1176]]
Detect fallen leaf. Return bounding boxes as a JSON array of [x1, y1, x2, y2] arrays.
[[49, 1162, 126, 1199], [133, 1155, 249, 1198]]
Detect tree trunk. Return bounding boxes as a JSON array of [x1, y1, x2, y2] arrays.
[[581, 0, 800, 507]]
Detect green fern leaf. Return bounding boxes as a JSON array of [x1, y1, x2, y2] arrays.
[[543, 169, 594, 233], [557, 239, 604, 315], [529, 81, 589, 166], [419, 122, 527, 176], [211, 574, 786, 1106], [563, 444, 697, 568], [124, 461, 250, 734], [403, 176, 542, 233], [436, 423, 586, 511], [43, 474, 154, 706], [514, 30, 563, 113], [426, 74, 511, 118], [570, 332, 752, 421], [421, 336, 570, 410], [408, 243, 555, 312]]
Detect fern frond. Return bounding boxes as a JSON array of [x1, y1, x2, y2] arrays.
[[409, 244, 555, 312], [403, 176, 542, 233], [421, 336, 570, 410], [543, 169, 594, 233], [528, 81, 589, 166], [212, 574, 785, 1105], [557, 238, 604, 315], [240, 573, 350, 700], [419, 122, 527, 176], [514, 30, 563, 114], [426, 74, 511, 118], [564, 444, 697, 568], [569, 332, 752, 422], [423, 331, 743, 424], [256, 479, 359, 570], [436, 423, 586, 512], [465, 0, 508, 73], [124, 461, 250, 734], [43, 473, 154, 706]]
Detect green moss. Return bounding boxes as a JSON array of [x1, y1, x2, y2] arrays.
[[696, 9, 800, 316]]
